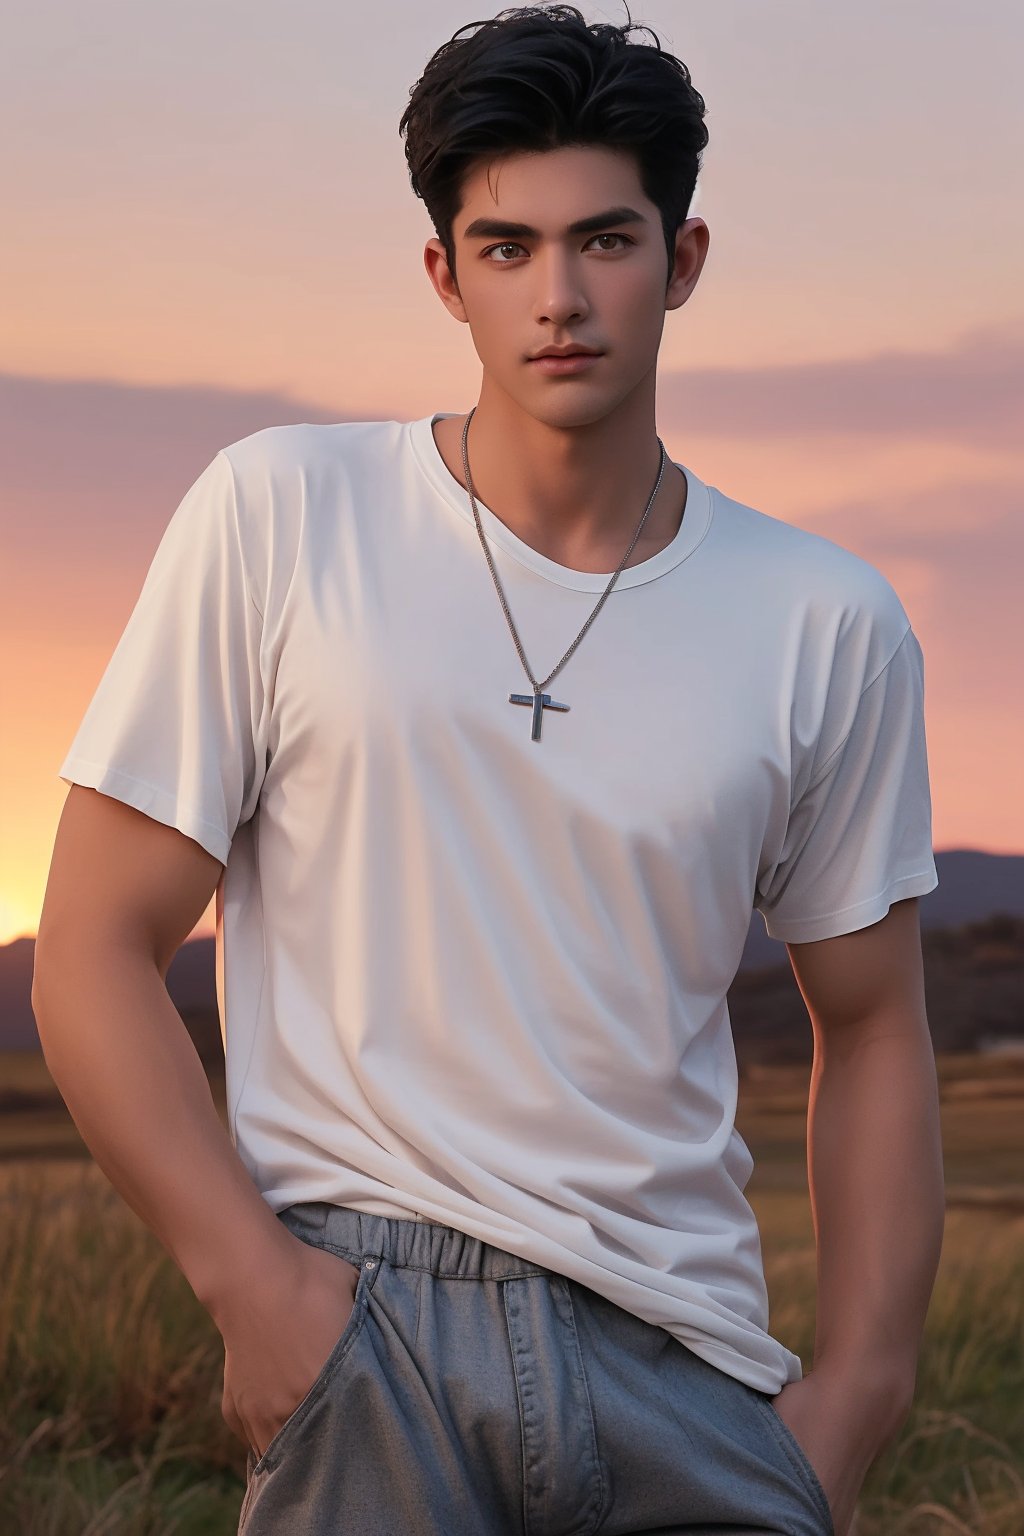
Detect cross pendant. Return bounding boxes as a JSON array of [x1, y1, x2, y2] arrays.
[[509, 687, 570, 742]]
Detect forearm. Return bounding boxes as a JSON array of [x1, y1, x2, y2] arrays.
[[806, 1014, 945, 1398], [31, 937, 289, 1326]]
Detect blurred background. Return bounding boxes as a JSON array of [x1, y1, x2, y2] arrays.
[[3, 0, 1022, 954], [1, 4, 1021, 1531]]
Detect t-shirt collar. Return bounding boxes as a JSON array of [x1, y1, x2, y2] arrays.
[[408, 411, 713, 593]]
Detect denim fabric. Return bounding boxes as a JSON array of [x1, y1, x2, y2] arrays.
[[238, 1203, 834, 1536]]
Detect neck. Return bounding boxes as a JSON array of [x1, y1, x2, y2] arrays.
[[431, 378, 687, 574]]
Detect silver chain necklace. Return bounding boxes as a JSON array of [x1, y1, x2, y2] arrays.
[[460, 405, 668, 743]]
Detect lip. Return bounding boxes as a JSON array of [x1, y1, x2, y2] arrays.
[[528, 353, 603, 375], [530, 344, 603, 358]]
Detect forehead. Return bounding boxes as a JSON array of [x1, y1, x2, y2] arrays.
[[455, 144, 646, 223]]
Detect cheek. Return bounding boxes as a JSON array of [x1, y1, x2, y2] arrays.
[[465, 293, 518, 351], [600, 268, 662, 322]]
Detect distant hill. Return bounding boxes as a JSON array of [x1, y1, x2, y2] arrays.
[[5, 850, 1022, 1070]]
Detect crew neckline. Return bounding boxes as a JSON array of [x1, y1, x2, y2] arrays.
[[408, 411, 714, 592]]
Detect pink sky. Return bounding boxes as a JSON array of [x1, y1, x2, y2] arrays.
[[3, 1, 1021, 944]]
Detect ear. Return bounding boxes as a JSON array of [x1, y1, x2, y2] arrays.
[[665, 217, 710, 314], [424, 239, 469, 324]]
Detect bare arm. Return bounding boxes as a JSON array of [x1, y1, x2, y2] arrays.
[[31, 785, 293, 1328], [788, 895, 945, 1400], [757, 898, 946, 1534]]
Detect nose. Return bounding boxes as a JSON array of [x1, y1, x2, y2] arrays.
[[533, 249, 590, 328]]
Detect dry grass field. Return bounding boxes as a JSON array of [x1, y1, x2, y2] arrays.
[[0, 1049, 1021, 1534]]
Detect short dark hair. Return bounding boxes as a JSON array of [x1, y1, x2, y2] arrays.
[[399, 4, 708, 288]]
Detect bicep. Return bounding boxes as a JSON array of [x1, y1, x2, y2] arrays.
[[785, 896, 929, 1038], [34, 784, 224, 985]]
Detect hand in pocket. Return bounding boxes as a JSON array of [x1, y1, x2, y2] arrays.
[[769, 1369, 894, 1536], [219, 1238, 361, 1462]]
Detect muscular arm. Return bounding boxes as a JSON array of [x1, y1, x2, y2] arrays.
[[32, 786, 291, 1325], [787, 896, 945, 1408]]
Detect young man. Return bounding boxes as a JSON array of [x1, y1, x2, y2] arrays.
[[34, 6, 944, 1534]]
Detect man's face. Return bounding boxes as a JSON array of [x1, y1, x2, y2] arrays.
[[424, 143, 706, 429]]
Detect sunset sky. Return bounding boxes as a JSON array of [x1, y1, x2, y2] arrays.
[[3, 0, 1021, 946]]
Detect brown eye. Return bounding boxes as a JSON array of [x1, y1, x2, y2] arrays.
[[589, 234, 631, 251], [482, 232, 633, 263], [483, 242, 527, 262]]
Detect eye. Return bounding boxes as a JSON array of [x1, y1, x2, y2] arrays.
[[483, 242, 528, 263], [481, 232, 634, 263], [588, 233, 632, 252]]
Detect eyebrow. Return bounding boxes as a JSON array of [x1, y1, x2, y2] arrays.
[[462, 205, 649, 241]]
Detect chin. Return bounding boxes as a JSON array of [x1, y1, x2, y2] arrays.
[[483, 368, 621, 428], [533, 397, 621, 430]]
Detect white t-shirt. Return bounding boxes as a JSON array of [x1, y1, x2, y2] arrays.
[[58, 411, 939, 1394]]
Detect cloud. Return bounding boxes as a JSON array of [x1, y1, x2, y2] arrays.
[[658, 320, 1024, 447], [4, 337, 1018, 856], [0, 370, 360, 565], [2, 321, 1020, 578]]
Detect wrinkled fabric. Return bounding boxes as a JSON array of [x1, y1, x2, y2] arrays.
[[59, 412, 938, 1396], [238, 1203, 835, 1535]]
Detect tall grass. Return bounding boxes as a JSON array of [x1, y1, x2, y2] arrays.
[[1, 1158, 1021, 1534], [1, 1160, 240, 1534], [752, 1189, 1024, 1533]]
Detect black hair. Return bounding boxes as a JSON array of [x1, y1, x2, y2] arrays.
[[398, 4, 708, 289]]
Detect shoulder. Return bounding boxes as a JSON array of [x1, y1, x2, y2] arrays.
[[708, 483, 911, 669], [208, 419, 404, 613], [216, 418, 402, 560], [218, 418, 402, 489]]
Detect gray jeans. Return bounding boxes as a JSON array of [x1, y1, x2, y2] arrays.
[[238, 1203, 835, 1535]]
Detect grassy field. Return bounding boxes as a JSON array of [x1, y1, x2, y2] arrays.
[[0, 1050, 1021, 1534]]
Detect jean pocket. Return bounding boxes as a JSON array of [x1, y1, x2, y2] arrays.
[[249, 1249, 380, 1478], [751, 1392, 835, 1535]]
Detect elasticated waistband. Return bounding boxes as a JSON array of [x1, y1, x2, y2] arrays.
[[277, 1200, 551, 1281]]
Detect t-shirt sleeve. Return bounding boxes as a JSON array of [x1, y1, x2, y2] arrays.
[[753, 624, 939, 943], [57, 449, 268, 867]]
